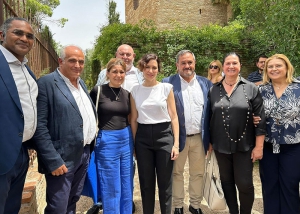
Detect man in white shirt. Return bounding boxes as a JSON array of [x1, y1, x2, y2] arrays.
[[96, 44, 143, 91], [0, 17, 38, 214], [162, 50, 212, 214], [33, 45, 97, 213]]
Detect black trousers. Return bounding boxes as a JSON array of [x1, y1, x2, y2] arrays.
[[214, 149, 254, 214], [135, 122, 174, 214]]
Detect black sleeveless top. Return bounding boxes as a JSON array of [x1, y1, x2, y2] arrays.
[[90, 84, 130, 130]]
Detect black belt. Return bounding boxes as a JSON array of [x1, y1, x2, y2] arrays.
[[186, 133, 200, 137]]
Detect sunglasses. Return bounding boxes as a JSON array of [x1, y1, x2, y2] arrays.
[[209, 65, 219, 69]]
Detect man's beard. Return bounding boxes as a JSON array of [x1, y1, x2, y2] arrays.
[[126, 62, 134, 71], [181, 69, 194, 77]]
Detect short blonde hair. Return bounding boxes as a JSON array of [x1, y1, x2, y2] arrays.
[[207, 60, 222, 80], [262, 54, 294, 84]]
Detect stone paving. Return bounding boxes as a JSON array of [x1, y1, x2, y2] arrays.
[[76, 161, 263, 214]]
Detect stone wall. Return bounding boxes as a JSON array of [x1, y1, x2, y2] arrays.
[[126, 0, 232, 30]]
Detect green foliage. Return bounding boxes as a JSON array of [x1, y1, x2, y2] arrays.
[[40, 25, 60, 50], [27, 0, 60, 17], [92, 19, 248, 78], [108, 0, 120, 25], [26, 0, 68, 29], [236, 0, 300, 73], [80, 49, 101, 89], [88, 0, 300, 84], [40, 67, 51, 77]]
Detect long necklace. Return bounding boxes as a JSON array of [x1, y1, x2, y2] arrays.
[[109, 85, 121, 101], [219, 84, 250, 142], [224, 78, 238, 86]]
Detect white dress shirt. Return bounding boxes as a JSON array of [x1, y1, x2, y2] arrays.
[[0, 45, 38, 142], [179, 74, 204, 135], [57, 69, 97, 146], [122, 67, 140, 92]]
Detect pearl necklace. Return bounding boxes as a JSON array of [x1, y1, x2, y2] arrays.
[[109, 85, 121, 101], [219, 84, 250, 142]]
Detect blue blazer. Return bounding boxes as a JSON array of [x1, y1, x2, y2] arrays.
[[162, 74, 212, 153], [33, 70, 96, 174], [0, 50, 36, 175]]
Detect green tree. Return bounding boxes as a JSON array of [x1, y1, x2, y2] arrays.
[[27, 0, 68, 27], [81, 48, 101, 89], [232, 0, 300, 71], [108, 0, 120, 25]]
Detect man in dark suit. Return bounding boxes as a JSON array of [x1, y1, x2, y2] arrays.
[[33, 45, 97, 213], [0, 17, 37, 214], [162, 50, 212, 214]]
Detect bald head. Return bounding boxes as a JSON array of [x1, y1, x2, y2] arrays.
[[115, 44, 135, 71]]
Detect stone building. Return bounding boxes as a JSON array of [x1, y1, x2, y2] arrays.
[[125, 0, 232, 30]]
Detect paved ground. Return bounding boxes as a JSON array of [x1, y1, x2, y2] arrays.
[[76, 161, 263, 214]]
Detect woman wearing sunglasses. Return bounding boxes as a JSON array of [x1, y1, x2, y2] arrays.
[[207, 60, 223, 84]]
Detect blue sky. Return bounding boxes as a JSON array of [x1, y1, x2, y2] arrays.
[[47, 0, 125, 50]]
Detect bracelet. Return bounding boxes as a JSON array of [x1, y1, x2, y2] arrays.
[[173, 145, 179, 149]]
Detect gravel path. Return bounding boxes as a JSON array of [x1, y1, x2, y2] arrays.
[[76, 161, 263, 214]]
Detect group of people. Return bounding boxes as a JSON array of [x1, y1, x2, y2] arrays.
[[85, 47, 210, 214], [0, 16, 299, 214], [207, 53, 300, 214], [0, 17, 97, 214]]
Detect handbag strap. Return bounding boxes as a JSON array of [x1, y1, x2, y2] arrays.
[[205, 151, 213, 175], [95, 85, 101, 126], [211, 151, 221, 179]]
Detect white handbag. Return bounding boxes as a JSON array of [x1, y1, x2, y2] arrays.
[[203, 150, 227, 211]]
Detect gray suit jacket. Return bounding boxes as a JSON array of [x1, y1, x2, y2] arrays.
[[33, 69, 96, 174]]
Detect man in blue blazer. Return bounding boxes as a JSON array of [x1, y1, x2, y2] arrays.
[[33, 45, 97, 213], [162, 50, 212, 214], [0, 17, 37, 214]]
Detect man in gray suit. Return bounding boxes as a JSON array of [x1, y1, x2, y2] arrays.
[[33, 45, 97, 213]]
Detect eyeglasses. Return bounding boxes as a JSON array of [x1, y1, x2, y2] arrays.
[[11, 30, 35, 40], [209, 65, 219, 69]]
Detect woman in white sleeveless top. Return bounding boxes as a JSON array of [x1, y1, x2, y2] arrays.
[[130, 53, 179, 214]]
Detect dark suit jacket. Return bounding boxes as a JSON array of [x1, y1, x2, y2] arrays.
[[162, 74, 212, 153], [0, 50, 36, 175], [33, 69, 96, 174]]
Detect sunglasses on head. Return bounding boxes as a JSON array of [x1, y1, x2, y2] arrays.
[[209, 65, 218, 69]]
